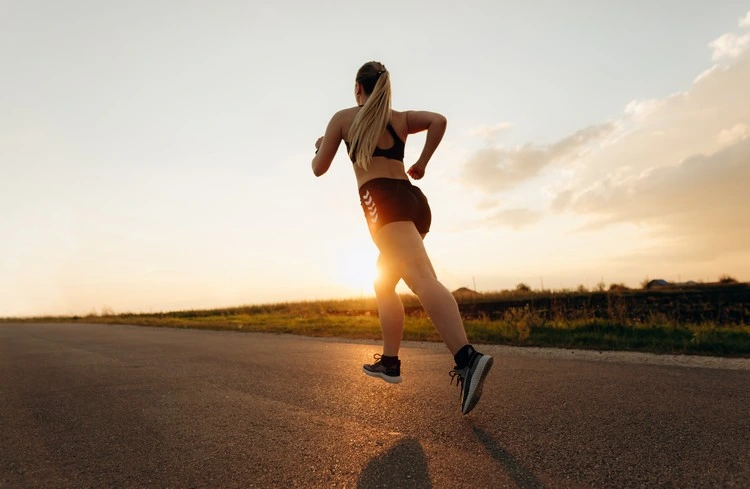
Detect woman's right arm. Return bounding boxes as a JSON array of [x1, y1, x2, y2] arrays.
[[405, 111, 447, 179], [311, 111, 345, 177]]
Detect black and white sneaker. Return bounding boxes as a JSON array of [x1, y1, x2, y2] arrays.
[[363, 354, 402, 384], [450, 352, 493, 415]]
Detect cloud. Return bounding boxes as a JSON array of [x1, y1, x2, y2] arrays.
[[459, 22, 750, 269], [717, 123, 749, 145], [566, 49, 750, 189], [563, 138, 750, 258], [460, 122, 615, 193], [693, 64, 720, 84], [740, 10, 750, 27], [551, 188, 574, 212], [709, 32, 750, 61], [485, 208, 542, 230], [475, 197, 502, 210], [471, 122, 513, 141], [548, 47, 750, 259], [624, 98, 664, 122]]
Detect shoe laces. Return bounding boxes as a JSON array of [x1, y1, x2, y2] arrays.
[[449, 367, 466, 389]]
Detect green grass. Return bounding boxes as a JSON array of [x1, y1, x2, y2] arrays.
[[4, 285, 750, 357], [5, 307, 749, 357]]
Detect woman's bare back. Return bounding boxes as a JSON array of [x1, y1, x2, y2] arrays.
[[338, 107, 410, 188]]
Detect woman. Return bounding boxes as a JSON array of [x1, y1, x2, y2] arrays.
[[311, 61, 492, 415]]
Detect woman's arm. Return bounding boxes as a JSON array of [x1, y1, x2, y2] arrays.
[[405, 111, 447, 179], [311, 111, 344, 177]]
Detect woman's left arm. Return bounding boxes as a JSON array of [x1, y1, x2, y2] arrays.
[[312, 111, 344, 177]]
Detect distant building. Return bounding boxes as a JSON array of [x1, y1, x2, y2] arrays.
[[452, 287, 482, 299], [645, 279, 701, 289]]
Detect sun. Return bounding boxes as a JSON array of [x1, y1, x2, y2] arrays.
[[333, 245, 380, 294]]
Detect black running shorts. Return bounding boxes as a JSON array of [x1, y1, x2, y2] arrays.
[[359, 178, 432, 236]]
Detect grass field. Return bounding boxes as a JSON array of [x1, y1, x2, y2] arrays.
[[5, 282, 749, 357]]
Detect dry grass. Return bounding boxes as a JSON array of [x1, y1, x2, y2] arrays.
[[4, 284, 749, 357]]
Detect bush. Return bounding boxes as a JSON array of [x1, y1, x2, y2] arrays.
[[503, 305, 544, 343], [718, 275, 738, 284]]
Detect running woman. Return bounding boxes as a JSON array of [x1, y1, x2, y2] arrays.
[[311, 61, 493, 415]]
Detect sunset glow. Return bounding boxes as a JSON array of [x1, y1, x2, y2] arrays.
[[2, 2, 749, 316], [333, 244, 380, 296]]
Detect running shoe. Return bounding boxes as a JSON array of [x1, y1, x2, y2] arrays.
[[450, 351, 493, 414], [363, 354, 402, 384]]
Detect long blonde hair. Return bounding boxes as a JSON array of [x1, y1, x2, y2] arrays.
[[348, 61, 392, 171]]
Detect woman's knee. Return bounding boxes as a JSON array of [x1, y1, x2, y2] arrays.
[[374, 273, 398, 296], [401, 264, 437, 295]]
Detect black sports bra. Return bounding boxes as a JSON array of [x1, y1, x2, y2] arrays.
[[345, 123, 405, 164]]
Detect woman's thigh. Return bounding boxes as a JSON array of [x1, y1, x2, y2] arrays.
[[375, 253, 401, 291], [373, 221, 437, 282]]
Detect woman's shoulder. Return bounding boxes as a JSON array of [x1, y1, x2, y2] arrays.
[[331, 106, 360, 124], [391, 109, 412, 124], [390, 109, 409, 135], [335, 107, 406, 118], [332, 106, 359, 116], [332, 107, 408, 127]]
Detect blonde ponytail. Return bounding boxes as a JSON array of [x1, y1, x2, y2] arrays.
[[348, 62, 392, 171]]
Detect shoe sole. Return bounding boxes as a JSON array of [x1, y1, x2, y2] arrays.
[[362, 368, 402, 384], [462, 355, 493, 415]]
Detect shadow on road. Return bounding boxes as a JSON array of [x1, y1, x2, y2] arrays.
[[473, 426, 547, 489], [357, 437, 433, 488]]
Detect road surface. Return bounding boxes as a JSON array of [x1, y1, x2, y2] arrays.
[[1, 322, 748, 488]]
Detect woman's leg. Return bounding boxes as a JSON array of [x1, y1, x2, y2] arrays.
[[373, 253, 404, 357], [373, 221, 469, 355], [370, 220, 492, 414]]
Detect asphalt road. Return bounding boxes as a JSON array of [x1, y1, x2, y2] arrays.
[[1, 322, 748, 488]]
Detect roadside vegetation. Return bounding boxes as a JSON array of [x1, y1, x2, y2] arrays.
[[4, 280, 749, 357]]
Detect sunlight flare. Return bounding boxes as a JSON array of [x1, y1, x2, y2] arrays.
[[333, 245, 379, 295]]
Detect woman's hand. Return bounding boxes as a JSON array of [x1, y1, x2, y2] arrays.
[[315, 137, 323, 151], [407, 161, 426, 180], [405, 111, 446, 177]]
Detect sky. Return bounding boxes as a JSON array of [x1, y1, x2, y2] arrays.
[[2, 1, 750, 317]]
